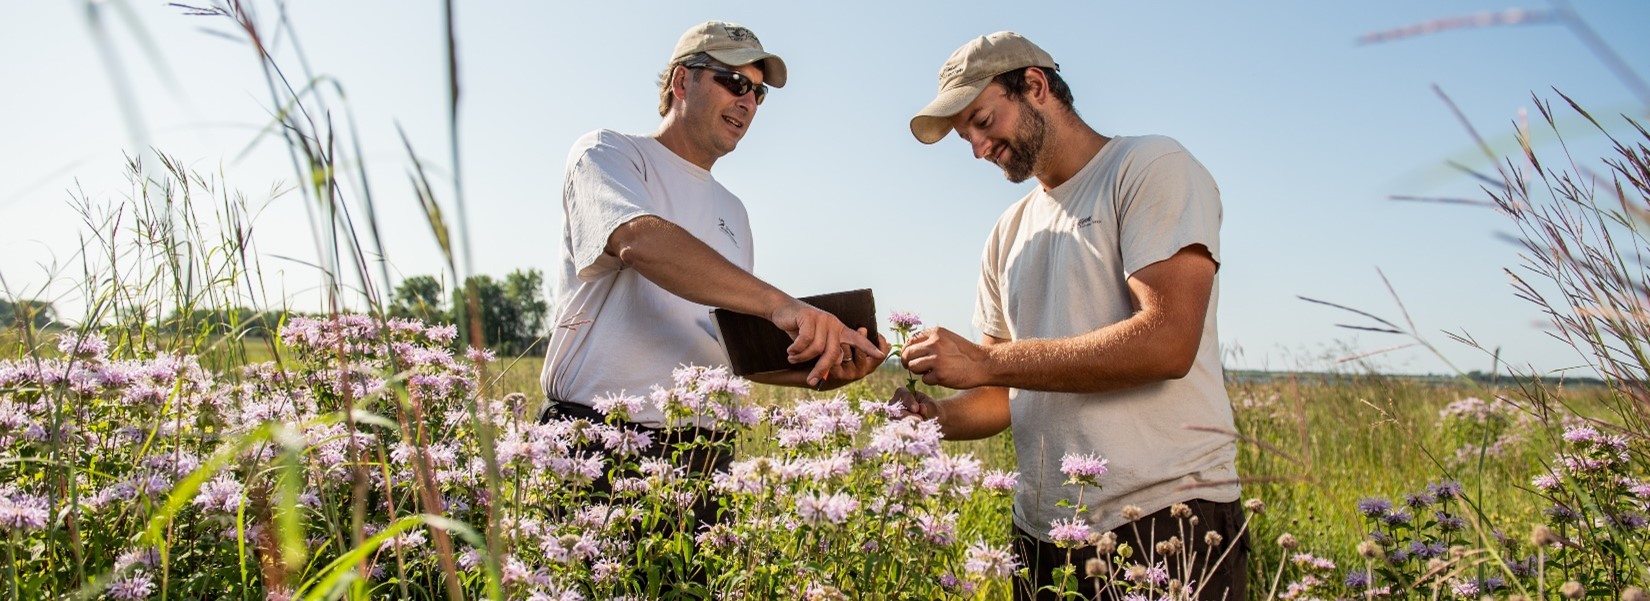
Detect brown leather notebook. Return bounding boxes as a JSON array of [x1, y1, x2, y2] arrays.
[[712, 289, 879, 376]]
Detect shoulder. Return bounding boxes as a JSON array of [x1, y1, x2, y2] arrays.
[[1112, 135, 1194, 164], [566, 129, 646, 168]]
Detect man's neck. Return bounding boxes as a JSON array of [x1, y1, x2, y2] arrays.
[[1037, 119, 1108, 190], [653, 116, 717, 171]]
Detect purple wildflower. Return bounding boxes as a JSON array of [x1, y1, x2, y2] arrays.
[[1382, 509, 1413, 526], [1532, 472, 1563, 492], [57, 332, 109, 360], [888, 312, 923, 331], [1435, 511, 1466, 532], [795, 491, 859, 525], [1545, 504, 1578, 524], [1356, 497, 1392, 518], [963, 542, 1018, 578], [0, 486, 50, 532], [193, 475, 245, 514], [105, 571, 156, 600], [1428, 480, 1464, 500], [981, 470, 1018, 494], [1059, 452, 1109, 484], [1344, 569, 1372, 590], [1048, 518, 1092, 548]]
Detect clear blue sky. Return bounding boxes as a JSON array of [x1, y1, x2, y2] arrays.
[[3, 1, 1648, 376]]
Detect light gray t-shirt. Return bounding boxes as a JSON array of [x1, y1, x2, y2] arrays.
[[973, 135, 1240, 540], [540, 129, 755, 428]]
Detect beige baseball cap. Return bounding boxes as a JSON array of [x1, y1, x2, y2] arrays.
[[670, 20, 788, 88], [910, 31, 1057, 144]]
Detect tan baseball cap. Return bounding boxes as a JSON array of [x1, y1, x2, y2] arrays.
[[910, 31, 1057, 144], [670, 21, 788, 88]]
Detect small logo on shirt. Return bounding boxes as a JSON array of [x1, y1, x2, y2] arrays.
[[719, 218, 739, 247], [1077, 216, 1095, 228]]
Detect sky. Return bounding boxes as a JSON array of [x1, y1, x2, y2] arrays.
[[3, 1, 1649, 376]]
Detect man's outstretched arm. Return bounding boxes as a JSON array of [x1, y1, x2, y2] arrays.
[[607, 215, 885, 387]]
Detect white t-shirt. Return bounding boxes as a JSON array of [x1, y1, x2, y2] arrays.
[[973, 135, 1240, 540], [540, 130, 755, 428]]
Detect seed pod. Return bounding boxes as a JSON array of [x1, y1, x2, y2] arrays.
[[1244, 498, 1265, 514], [1204, 530, 1224, 548], [1561, 581, 1584, 599], [1277, 533, 1298, 550], [1170, 503, 1193, 519]]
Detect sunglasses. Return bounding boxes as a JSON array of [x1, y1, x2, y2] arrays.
[[688, 64, 768, 105]]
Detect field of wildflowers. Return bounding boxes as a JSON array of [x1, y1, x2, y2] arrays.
[[5, 3, 1648, 599]]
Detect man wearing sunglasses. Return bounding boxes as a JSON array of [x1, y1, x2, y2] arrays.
[[539, 18, 888, 517], [895, 32, 1246, 600]]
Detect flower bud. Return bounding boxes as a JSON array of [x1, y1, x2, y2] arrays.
[[1277, 533, 1298, 551], [1204, 530, 1224, 548], [1561, 581, 1584, 599], [1117, 542, 1134, 560], [1121, 505, 1145, 522], [1244, 498, 1265, 515]]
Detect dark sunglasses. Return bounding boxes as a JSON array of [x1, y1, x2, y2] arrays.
[[688, 64, 768, 105]]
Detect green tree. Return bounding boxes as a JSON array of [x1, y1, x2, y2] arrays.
[[503, 268, 548, 353], [1, 298, 56, 330], [452, 269, 547, 355], [389, 275, 452, 325]]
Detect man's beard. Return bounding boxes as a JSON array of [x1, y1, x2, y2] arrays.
[[998, 100, 1049, 183]]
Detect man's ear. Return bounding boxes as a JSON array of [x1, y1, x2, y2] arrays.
[[671, 65, 693, 101], [1024, 67, 1052, 106]]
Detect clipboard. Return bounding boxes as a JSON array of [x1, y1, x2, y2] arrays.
[[711, 288, 878, 376]]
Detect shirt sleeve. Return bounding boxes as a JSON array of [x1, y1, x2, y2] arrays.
[[1116, 144, 1222, 277], [564, 131, 658, 281], [972, 220, 1011, 340]]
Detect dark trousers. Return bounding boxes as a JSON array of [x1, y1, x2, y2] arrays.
[[1013, 499, 1248, 601]]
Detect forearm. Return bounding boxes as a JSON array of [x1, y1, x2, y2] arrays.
[[612, 216, 790, 320], [931, 386, 1012, 440], [983, 315, 1197, 393]]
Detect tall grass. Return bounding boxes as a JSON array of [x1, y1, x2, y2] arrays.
[[7, 1, 1646, 599]]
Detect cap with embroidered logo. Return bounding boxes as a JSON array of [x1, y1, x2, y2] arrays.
[[670, 20, 787, 88], [910, 31, 1057, 144]]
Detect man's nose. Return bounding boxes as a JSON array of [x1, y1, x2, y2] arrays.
[[969, 134, 991, 161]]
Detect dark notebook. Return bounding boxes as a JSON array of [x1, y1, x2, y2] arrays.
[[712, 289, 878, 376]]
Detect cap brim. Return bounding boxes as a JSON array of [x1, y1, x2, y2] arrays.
[[909, 80, 989, 144], [705, 48, 788, 88]]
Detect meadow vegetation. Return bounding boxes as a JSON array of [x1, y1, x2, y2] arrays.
[[3, 2, 1647, 599]]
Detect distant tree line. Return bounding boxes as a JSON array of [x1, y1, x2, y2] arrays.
[[388, 269, 549, 355], [0, 299, 56, 330], [3, 269, 550, 356]]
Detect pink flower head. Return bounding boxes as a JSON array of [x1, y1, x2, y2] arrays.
[[982, 470, 1019, 494], [889, 312, 923, 331], [963, 542, 1019, 578], [1060, 452, 1109, 485], [795, 491, 859, 525], [1048, 518, 1092, 548]]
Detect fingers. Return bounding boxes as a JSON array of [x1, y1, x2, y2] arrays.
[[842, 326, 886, 359], [891, 387, 932, 420]]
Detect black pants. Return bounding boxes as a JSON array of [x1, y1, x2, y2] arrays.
[[1013, 499, 1248, 601]]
